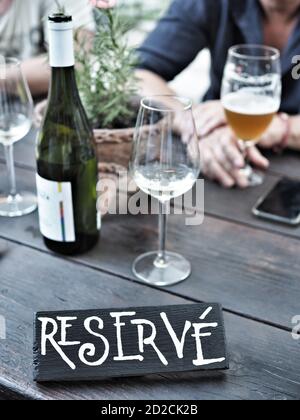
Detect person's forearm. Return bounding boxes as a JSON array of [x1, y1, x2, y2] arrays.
[[288, 116, 300, 151], [21, 55, 50, 97], [135, 69, 176, 97]]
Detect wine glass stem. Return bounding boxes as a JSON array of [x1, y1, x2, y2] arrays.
[[4, 144, 17, 197], [238, 139, 251, 167], [238, 139, 246, 157], [156, 201, 168, 267]]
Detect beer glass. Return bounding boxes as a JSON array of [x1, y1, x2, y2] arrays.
[[221, 45, 281, 186]]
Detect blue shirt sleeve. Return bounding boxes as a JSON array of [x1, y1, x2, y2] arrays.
[[137, 0, 212, 81]]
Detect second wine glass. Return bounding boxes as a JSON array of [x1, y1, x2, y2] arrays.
[[130, 96, 200, 287], [0, 57, 35, 217]]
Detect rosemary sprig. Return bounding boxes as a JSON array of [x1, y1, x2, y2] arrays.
[[54, 0, 65, 14]]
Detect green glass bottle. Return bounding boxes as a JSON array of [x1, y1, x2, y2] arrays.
[[36, 14, 99, 255]]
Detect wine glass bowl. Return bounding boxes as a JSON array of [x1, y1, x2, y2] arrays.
[[130, 96, 200, 287], [0, 57, 35, 217], [221, 45, 282, 186]]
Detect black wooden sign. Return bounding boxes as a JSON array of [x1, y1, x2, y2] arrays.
[[33, 304, 228, 382]]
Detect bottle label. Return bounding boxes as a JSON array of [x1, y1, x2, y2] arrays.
[[36, 174, 76, 243]]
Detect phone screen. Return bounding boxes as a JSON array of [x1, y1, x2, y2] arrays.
[[256, 178, 300, 221]]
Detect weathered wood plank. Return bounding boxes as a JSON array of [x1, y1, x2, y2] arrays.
[[0, 239, 299, 400], [1, 130, 299, 178], [0, 165, 299, 330], [201, 171, 300, 240], [266, 150, 300, 179], [2, 135, 300, 241]]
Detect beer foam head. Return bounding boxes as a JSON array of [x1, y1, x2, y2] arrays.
[[222, 92, 279, 115]]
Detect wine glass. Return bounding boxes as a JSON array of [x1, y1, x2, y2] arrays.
[[130, 96, 201, 287], [221, 45, 282, 187], [0, 57, 36, 217]]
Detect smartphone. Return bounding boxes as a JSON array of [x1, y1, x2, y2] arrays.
[[252, 178, 300, 226]]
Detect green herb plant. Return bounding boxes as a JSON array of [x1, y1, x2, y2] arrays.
[[75, 2, 163, 129]]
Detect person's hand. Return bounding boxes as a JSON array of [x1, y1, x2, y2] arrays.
[[34, 99, 47, 127], [199, 127, 269, 188], [258, 115, 288, 149], [193, 100, 226, 137]]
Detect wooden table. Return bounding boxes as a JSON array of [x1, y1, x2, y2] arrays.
[[0, 131, 299, 400]]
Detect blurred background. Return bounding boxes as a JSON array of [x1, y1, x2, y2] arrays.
[[123, 0, 211, 102]]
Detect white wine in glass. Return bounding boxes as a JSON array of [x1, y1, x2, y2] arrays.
[[0, 57, 35, 217], [130, 96, 201, 287]]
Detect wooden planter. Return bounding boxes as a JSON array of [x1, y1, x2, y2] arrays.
[[93, 126, 135, 171]]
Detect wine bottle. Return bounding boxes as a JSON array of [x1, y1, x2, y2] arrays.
[[36, 14, 99, 255]]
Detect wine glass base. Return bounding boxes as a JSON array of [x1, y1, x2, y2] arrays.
[[133, 251, 191, 287], [241, 165, 264, 187], [0, 192, 37, 217]]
